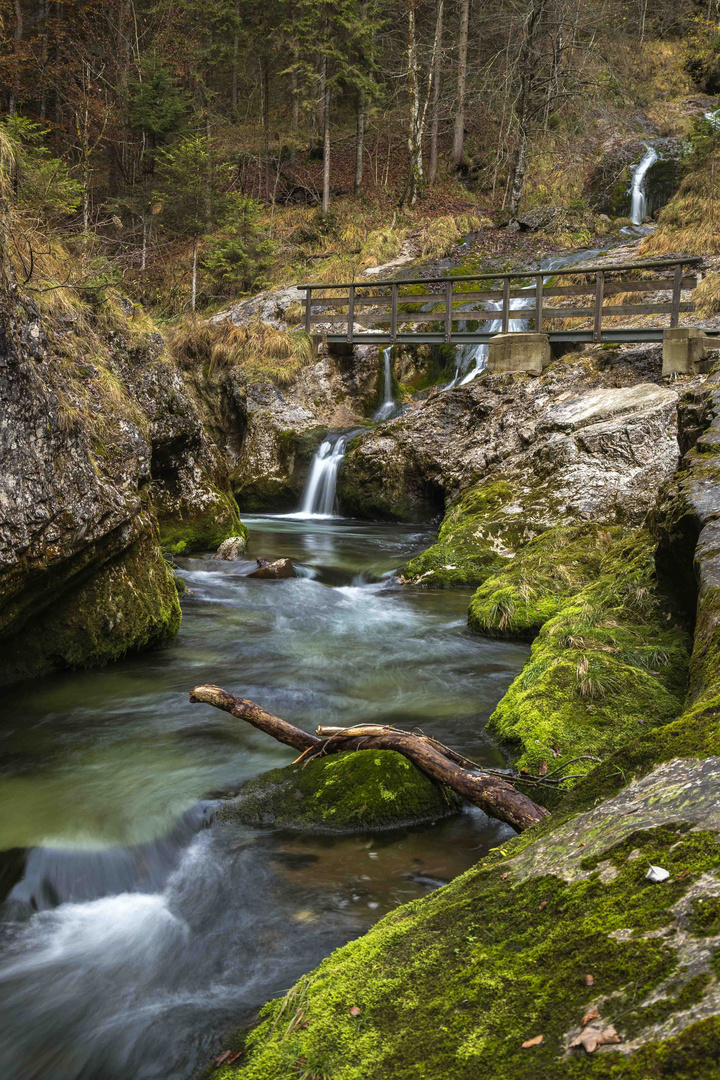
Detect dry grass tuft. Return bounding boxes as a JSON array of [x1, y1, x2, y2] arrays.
[[695, 273, 720, 317], [641, 148, 720, 257], [169, 317, 313, 385]]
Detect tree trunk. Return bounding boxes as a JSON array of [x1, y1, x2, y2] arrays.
[[509, 0, 547, 218], [189, 685, 550, 834], [321, 77, 331, 215], [354, 90, 365, 195], [39, 0, 49, 120], [407, 0, 424, 206], [452, 0, 469, 167], [263, 56, 271, 202], [191, 236, 198, 312], [232, 1, 240, 115], [9, 0, 24, 116], [428, 0, 445, 187]]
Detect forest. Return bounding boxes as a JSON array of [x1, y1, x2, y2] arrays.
[[4, 2, 720, 1080], [2, 0, 719, 314]]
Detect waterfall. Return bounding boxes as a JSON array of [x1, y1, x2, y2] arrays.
[[444, 248, 611, 390], [298, 434, 348, 517], [629, 146, 658, 226], [373, 348, 397, 421]]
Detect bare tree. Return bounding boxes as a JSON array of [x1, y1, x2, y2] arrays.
[[452, 0, 469, 167]]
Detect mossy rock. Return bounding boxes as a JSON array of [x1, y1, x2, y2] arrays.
[[216, 750, 462, 832], [468, 523, 623, 639], [0, 522, 181, 685], [401, 479, 530, 587], [217, 780, 720, 1080], [486, 529, 690, 780], [159, 487, 246, 555]]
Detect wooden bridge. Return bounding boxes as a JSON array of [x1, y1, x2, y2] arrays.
[[300, 256, 713, 351]]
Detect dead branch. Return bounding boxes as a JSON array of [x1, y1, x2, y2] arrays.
[[189, 685, 549, 833]]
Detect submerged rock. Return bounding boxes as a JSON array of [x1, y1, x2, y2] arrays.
[[247, 557, 296, 579], [215, 535, 249, 560], [216, 750, 462, 832]]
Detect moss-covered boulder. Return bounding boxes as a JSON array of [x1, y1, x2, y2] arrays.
[[158, 487, 247, 556], [400, 479, 526, 587], [216, 750, 462, 832], [0, 523, 181, 685], [468, 523, 621, 638], [487, 529, 689, 778]]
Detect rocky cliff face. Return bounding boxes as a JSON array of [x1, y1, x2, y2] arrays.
[[338, 348, 686, 587], [0, 278, 242, 684]]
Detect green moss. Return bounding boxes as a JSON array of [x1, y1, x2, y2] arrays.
[[468, 523, 619, 639], [216, 750, 462, 832], [0, 522, 181, 684], [159, 486, 246, 554], [219, 823, 720, 1080], [401, 480, 525, 587], [487, 530, 690, 779]]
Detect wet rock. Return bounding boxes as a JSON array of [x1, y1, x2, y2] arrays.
[[215, 535, 248, 560], [216, 749, 462, 832], [248, 557, 296, 579], [340, 355, 681, 586]]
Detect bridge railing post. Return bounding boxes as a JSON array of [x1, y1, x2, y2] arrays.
[[391, 283, 398, 342], [445, 280, 453, 342], [347, 285, 355, 343], [594, 271, 604, 343], [535, 275, 543, 332], [304, 287, 312, 333], [671, 264, 683, 327], [502, 279, 510, 333]]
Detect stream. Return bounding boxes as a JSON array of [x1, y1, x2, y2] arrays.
[[0, 516, 528, 1080]]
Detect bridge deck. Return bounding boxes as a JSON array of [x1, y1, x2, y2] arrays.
[[300, 257, 708, 347]]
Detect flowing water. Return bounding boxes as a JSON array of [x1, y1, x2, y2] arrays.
[[446, 245, 612, 388], [0, 516, 529, 1080], [630, 146, 659, 226], [373, 347, 398, 421], [297, 433, 350, 518]]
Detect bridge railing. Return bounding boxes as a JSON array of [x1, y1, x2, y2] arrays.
[[299, 257, 703, 346]]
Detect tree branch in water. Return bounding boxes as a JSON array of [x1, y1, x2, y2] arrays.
[[189, 685, 550, 833]]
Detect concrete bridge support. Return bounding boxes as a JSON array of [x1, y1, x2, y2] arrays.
[[662, 328, 706, 376], [487, 333, 551, 375]]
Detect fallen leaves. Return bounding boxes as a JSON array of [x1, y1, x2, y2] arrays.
[[539, 760, 548, 777], [521, 1034, 544, 1048], [582, 1007, 599, 1027], [570, 1024, 621, 1053], [583, 974, 594, 987], [350, 1006, 361, 1017], [538, 900, 547, 911]]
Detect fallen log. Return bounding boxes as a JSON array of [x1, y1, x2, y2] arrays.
[[189, 685, 549, 833]]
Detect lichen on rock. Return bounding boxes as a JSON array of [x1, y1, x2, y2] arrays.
[[216, 750, 462, 832]]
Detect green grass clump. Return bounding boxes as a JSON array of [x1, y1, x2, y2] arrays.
[[468, 523, 618, 639]]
